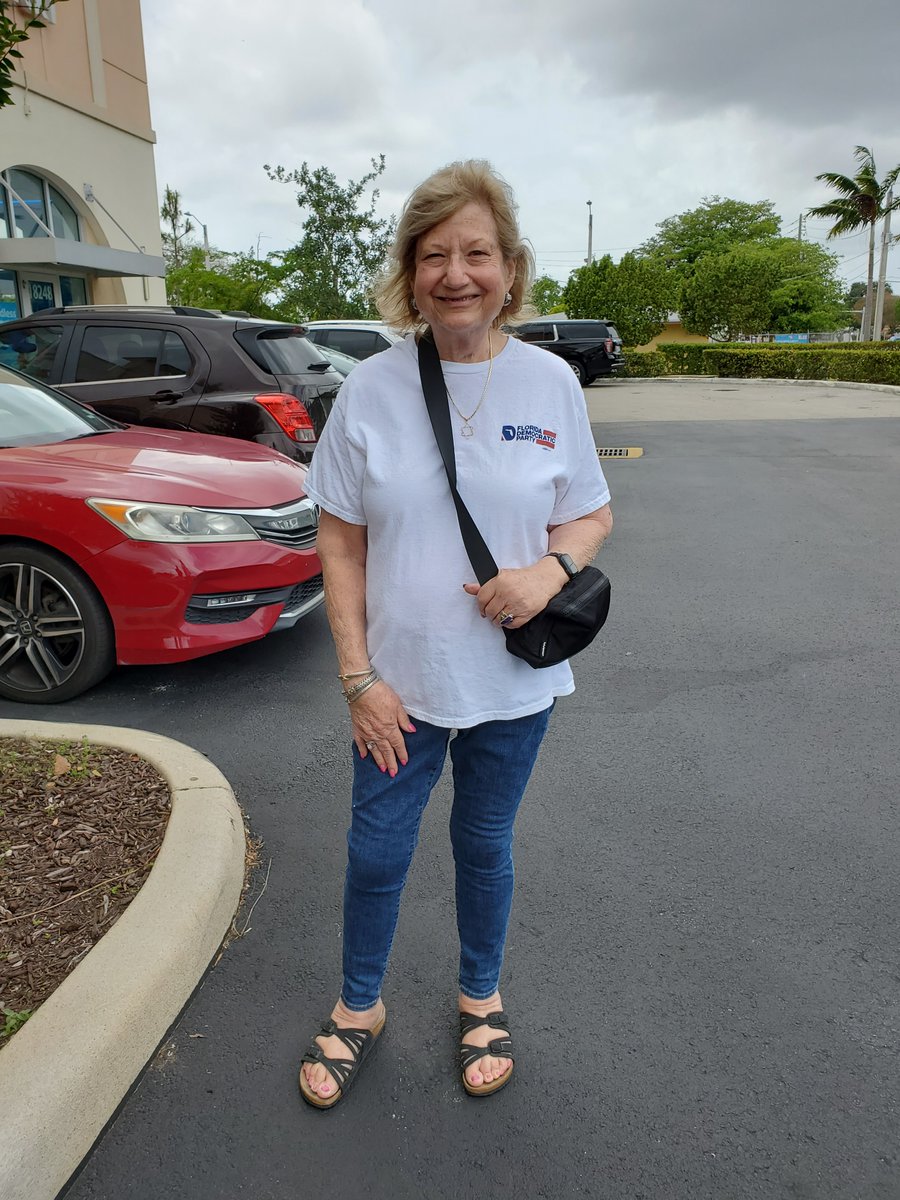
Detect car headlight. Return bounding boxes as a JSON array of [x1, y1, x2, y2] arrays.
[[86, 499, 259, 543]]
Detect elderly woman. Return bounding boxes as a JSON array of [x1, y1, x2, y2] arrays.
[[299, 160, 612, 1108]]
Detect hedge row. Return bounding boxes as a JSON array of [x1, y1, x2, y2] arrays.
[[646, 340, 900, 377], [702, 348, 900, 385], [621, 344, 900, 385]]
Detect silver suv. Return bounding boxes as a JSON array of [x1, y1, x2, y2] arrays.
[[304, 320, 403, 361]]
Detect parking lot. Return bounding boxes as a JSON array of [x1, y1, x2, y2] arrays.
[[3, 380, 899, 1199]]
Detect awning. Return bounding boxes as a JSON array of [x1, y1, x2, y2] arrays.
[[0, 237, 165, 278]]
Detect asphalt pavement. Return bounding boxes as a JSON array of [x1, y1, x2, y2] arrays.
[[2, 380, 898, 1199]]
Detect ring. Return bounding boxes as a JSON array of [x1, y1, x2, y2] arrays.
[[499, 611, 514, 626], [365, 741, 376, 749]]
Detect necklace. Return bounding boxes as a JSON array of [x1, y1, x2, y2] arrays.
[[444, 334, 494, 438]]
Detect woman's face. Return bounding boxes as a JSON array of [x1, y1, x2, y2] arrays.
[[412, 202, 516, 348]]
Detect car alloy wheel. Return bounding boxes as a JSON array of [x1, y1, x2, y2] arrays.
[[569, 360, 587, 385], [0, 545, 115, 703]]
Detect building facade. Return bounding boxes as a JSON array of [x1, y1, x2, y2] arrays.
[[0, 0, 165, 323]]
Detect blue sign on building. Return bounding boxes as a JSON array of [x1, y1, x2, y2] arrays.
[[773, 333, 809, 343]]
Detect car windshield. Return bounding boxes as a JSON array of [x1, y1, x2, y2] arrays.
[[0, 364, 119, 448]]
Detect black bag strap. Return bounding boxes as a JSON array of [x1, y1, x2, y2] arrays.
[[417, 331, 498, 586]]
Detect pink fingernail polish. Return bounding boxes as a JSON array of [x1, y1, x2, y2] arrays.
[[389, 769, 397, 778], [380, 765, 386, 773]]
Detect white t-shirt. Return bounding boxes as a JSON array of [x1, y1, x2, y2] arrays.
[[304, 333, 611, 728]]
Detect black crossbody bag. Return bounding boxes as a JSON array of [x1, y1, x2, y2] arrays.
[[417, 333, 611, 669]]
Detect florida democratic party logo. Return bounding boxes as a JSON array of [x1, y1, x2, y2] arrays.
[[501, 424, 557, 450]]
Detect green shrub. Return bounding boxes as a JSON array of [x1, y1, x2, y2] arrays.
[[704, 347, 900, 385], [620, 349, 668, 378], [655, 343, 713, 375]]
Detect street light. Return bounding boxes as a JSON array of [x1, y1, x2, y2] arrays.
[[185, 211, 210, 269], [586, 200, 593, 266]]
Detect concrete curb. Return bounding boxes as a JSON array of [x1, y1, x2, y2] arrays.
[[605, 375, 900, 395], [0, 721, 246, 1200]]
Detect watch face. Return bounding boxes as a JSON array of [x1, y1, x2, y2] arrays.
[[553, 552, 577, 578]]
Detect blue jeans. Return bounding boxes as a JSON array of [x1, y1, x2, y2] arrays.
[[341, 706, 553, 1011]]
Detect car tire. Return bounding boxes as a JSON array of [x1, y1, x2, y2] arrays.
[[569, 360, 587, 385], [0, 543, 115, 704]]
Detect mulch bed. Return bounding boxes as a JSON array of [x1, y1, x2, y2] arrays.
[[0, 737, 170, 1050]]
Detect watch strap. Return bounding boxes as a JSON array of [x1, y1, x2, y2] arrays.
[[543, 552, 578, 578]]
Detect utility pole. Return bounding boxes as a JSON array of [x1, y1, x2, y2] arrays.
[[872, 188, 893, 342], [797, 213, 805, 243], [586, 200, 593, 266], [186, 211, 211, 270]]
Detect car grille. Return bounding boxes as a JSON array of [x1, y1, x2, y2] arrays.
[[185, 573, 323, 625], [230, 497, 318, 550], [282, 574, 324, 614], [187, 605, 254, 626]]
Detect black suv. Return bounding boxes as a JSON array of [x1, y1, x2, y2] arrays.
[[0, 306, 343, 463], [512, 318, 624, 384]]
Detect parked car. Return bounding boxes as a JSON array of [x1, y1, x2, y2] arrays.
[[314, 344, 361, 377], [0, 364, 324, 703], [0, 305, 342, 465], [304, 319, 403, 360], [510, 318, 624, 384]]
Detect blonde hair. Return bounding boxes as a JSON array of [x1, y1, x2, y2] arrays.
[[375, 159, 535, 331]]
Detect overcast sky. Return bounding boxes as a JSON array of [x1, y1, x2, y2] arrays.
[[141, 0, 900, 291]]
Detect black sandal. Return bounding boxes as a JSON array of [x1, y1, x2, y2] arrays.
[[459, 1010, 514, 1097], [299, 1011, 386, 1110]]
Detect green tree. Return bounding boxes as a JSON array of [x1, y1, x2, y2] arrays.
[[264, 155, 394, 320], [562, 255, 616, 320], [767, 239, 844, 333], [562, 253, 673, 345], [640, 196, 781, 280], [602, 252, 674, 346], [0, 0, 66, 110], [165, 245, 283, 316], [680, 246, 778, 340], [529, 274, 564, 314], [809, 146, 900, 340], [160, 185, 194, 274]]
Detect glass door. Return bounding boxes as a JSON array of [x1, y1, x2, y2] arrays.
[[23, 275, 58, 314]]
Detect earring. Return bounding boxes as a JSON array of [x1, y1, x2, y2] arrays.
[[503, 291, 512, 305], [411, 297, 419, 312]]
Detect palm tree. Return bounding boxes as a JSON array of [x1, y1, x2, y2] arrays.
[[809, 146, 900, 340]]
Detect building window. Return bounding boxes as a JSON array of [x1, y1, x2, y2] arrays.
[[7, 169, 49, 238], [50, 187, 79, 240], [0, 270, 19, 322], [0, 169, 81, 241], [60, 276, 87, 306]]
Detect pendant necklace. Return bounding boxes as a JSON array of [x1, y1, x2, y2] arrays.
[[444, 334, 494, 438]]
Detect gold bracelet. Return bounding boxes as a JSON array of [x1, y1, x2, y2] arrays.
[[337, 668, 373, 681]]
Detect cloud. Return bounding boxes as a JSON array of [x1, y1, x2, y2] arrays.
[[140, 0, 900, 289]]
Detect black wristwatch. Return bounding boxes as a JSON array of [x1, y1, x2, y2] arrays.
[[543, 552, 579, 579]]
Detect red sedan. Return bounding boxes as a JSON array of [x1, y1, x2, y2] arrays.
[[0, 365, 323, 703]]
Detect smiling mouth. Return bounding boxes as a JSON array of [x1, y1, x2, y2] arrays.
[[438, 294, 481, 304]]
